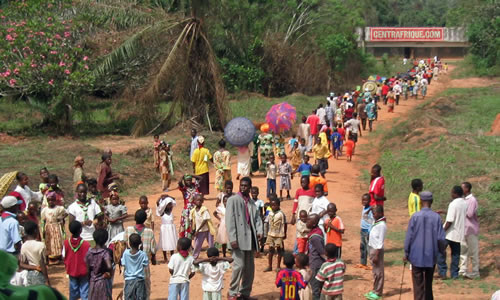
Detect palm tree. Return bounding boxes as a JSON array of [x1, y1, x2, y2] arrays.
[[83, 0, 228, 136]]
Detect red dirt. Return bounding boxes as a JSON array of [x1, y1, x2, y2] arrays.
[[487, 113, 500, 136], [47, 65, 499, 299], [0, 133, 24, 144]]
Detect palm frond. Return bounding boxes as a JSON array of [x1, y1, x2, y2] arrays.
[[93, 19, 186, 78]]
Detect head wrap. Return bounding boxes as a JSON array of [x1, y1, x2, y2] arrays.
[[74, 156, 84, 168], [46, 191, 57, 199], [184, 174, 193, 180]]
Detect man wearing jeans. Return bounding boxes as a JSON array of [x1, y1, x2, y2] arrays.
[[459, 182, 480, 279], [404, 191, 446, 300], [437, 186, 467, 279]]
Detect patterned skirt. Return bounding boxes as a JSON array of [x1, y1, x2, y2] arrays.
[[44, 222, 64, 258]]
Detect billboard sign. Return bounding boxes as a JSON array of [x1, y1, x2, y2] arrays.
[[369, 27, 444, 41]]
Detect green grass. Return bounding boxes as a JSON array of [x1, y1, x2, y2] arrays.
[[378, 85, 500, 233], [229, 93, 325, 122]]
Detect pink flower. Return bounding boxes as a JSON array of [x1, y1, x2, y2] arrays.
[[59, 61, 65, 67], [84, 64, 89, 70], [6, 34, 14, 41], [13, 68, 19, 74], [7, 28, 15, 32], [54, 34, 62, 40], [31, 64, 37, 68], [47, 17, 53, 22], [9, 79, 16, 86], [50, 50, 57, 55], [64, 69, 70, 75], [64, 31, 70, 38], [48, 79, 54, 86], [83, 56, 88, 61]]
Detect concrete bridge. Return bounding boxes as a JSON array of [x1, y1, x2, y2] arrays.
[[355, 27, 469, 58]]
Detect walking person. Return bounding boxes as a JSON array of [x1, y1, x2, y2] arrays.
[[404, 191, 446, 300], [365, 205, 386, 300], [437, 186, 467, 279], [225, 177, 263, 300], [297, 116, 311, 151], [459, 182, 480, 279], [191, 136, 213, 196]]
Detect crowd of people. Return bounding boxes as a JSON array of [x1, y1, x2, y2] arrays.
[[0, 57, 491, 300]]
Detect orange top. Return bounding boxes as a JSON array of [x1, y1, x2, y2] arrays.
[[324, 216, 344, 246], [309, 175, 328, 193], [344, 140, 355, 155]]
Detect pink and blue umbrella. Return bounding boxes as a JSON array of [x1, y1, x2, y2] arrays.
[[265, 102, 297, 133]]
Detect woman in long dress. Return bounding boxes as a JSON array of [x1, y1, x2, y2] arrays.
[[213, 139, 231, 192], [258, 130, 274, 172], [41, 192, 67, 264], [97, 153, 119, 199], [157, 196, 177, 263], [178, 175, 199, 239]]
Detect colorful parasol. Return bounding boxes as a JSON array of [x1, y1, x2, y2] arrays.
[[0, 171, 18, 199], [265, 102, 297, 133], [224, 117, 256, 147]]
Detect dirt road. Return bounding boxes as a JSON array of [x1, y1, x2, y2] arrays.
[[49, 66, 495, 299]]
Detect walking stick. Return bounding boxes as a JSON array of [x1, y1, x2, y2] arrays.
[[399, 261, 407, 300]]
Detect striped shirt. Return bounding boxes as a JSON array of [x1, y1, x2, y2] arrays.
[[315, 258, 346, 296]]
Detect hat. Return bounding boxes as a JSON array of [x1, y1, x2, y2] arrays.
[[420, 191, 433, 201], [197, 136, 205, 144], [1, 195, 22, 208], [329, 92, 334, 97]]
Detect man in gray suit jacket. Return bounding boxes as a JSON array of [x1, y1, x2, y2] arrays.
[[225, 177, 263, 300]]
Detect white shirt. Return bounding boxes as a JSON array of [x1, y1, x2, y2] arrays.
[[168, 253, 195, 284], [14, 185, 42, 209], [393, 84, 402, 95], [316, 107, 326, 124], [368, 219, 387, 249], [444, 197, 467, 243], [67, 199, 102, 241], [310, 196, 330, 227], [190, 136, 198, 160], [196, 261, 231, 292], [344, 119, 360, 134]]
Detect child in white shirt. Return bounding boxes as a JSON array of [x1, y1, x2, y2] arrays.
[[193, 247, 233, 300], [168, 238, 195, 300]]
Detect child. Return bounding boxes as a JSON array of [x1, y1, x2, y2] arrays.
[[292, 176, 315, 224], [312, 137, 329, 177], [309, 165, 328, 196], [64, 221, 91, 300], [19, 221, 50, 286], [216, 180, 234, 208], [122, 233, 149, 300], [153, 134, 161, 170], [193, 247, 233, 299], [125, 210, 157, 291], [106, 193, 128, 242], [26, 202, 39, 225], [41, 174, 65, 209], [85, 229, 112, 300], [296, 253, 313, 300], [159, 142, 174, 192], [364, 205, 386, 300], [408, 178, 423, 217], [290, 141, 302, 171], [330, 128, 342, 159], [266, 155, 277, 198], [294, 155, 312, 177], [315, 244, 346, 300], [178, 174, 200, 239], [41, 191, 67, 264], [344, 136, 355, 162], [275, 252, 307, 300], [306, 214, 325, 300], [296, 210, 310, 254], [288, 134, 298, 151], [39, 167, 50, 193], [139, 196, 154, 231], [87, 178, 104, 205], [264, 197, 287, 272], [298, 138, 308, 160], [214, 195, 229, 257], [168, 238, 195, 300], [262, 201, 272, 253], [190, 194, 215, 259], [324, 203, 345, 259], [252, 186, 265, 219], [357, 193, 374, 270], [157, 195, 178, 263], [278, 154, 293, 200]]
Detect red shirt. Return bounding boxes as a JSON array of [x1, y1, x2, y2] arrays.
[[382, 85, 390, 96], [64, 237, 91, 277], [293, 188, 316, 214], [337, 128, 345, 141], [369, 176, 385, 206], [306, 115, 320, 135]]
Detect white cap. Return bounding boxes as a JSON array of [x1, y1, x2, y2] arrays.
[[198, 136, 205, 144], [1, 196, 22, 209], [329, 92, 334, 97]]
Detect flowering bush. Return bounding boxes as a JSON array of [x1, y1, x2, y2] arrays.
[[0, 1, 94, 124]]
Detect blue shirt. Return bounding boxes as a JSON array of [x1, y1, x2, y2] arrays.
[[330, 132, 342, 149], [288, 138, 298, 147], [0, 212, 21, 253], [121, 249, 149, 280], [404, 207, 446, 268], [297, 163, 312, 176], [360, 206, 374, 231]]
